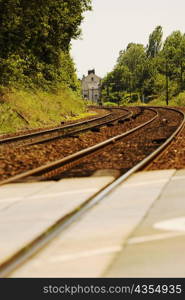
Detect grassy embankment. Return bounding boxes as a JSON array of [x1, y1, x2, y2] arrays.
[[147, 92, 185, 106], [103, 92, 185, 107], [0, 88, 93, 134]]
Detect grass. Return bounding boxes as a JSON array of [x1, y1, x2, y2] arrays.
[[0, 87, 91, 134], [148, 92, 185, 107], [103, 101, 118, 107], [118, 92, 185, 107]]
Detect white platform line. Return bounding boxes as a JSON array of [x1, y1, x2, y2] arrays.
[[127, 232, 185, 245], [154, 217, 185, 232], [49, 246, 122, 263]]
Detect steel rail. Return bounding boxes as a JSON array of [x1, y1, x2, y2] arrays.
[[0, 109, 131, 146], [29, 109, 133, 145], [141, 106, 185, 170], [0, 108, 157, 186], [0, 107, 184, 278], [0, 112, 112, 145]]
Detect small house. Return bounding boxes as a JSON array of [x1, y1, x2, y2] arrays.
[[81, 69, 101, 103]]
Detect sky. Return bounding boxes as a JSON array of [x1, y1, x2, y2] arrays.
[[71, 0, 185, 79]]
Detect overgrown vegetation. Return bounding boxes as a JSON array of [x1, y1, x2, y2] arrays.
[[0, 0, 92, 133], [103, 101, 118, 107], [0, 0, 91, 90], [102, 26, 185, 106], [149, 91, 185, 106], [0, 88, 88, 133]]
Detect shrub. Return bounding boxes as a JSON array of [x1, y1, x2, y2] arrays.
[[103, 101, 118, 107]]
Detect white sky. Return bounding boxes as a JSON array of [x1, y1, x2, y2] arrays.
[[71, 0, 185, 79]]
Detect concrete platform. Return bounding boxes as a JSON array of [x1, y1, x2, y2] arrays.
[[0, 175, 114, 266], [8, 169, 185, 278], [105, 169, 185, 278]]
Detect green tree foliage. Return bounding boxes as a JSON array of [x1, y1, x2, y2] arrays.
[[161, 31, 185, 92], [102, 43, 148, 103], [102, 25, 185, 104], [0, 0, 91, 90], [146, 25, 163, 58]]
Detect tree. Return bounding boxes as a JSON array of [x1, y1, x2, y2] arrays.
[[102, 25, 185, 105], [102, 43, 150, 103], [160, 31, 185, 96], [0, 0, 92, 89], [147, 25, 163, 58]]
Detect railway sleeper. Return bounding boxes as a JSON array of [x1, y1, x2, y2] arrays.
[[118, 119, 126, 124], [152, 138, 167, 144], [67, 134, 80, 138], [132, 115, 139, 120], [90, 127, 101, 132], [106, 123, 115, 127]]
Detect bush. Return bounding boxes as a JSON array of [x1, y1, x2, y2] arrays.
[[148, 91, 185, 106], [173, 92, 185, 106], [103, 101, 118, 107]]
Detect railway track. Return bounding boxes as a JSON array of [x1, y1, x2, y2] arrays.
[[0, 106, 184, 277], [0, 106, 183, 184], [0, 108, 131, 147], [0, 106, 145, 181], [0, 106, 154, 184]]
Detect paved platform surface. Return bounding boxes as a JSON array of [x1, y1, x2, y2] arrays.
[[105, 169, 185, 278], [0, 175, 114, 266], [8, 169, 185, 278]]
